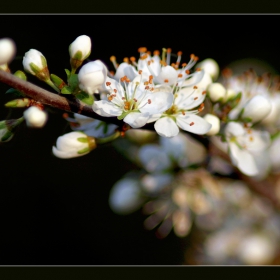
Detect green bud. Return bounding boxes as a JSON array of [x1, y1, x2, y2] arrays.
[[50, 74, 66, 89], [14, 70, 27, 81], [5, 98, 31, 108]]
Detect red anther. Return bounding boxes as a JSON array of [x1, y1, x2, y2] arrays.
[[149, 75, 153, 80], [138, 70, 143, 74], [181, 63, 187, 67], [106, 82, 111, 86], [190, 122, 194, 126], [130, 56, 136, 62], [148, 99, 151, 104], [185, 70, 190, 74], [249, 136, 254, 141], [167, 48, 172, 53], [110, 56, 116, 61], [202, 90, 207, 95], [123, 57, 129, 63], [194, 97, 198, 100], [113, 89, 117, 93], [153, 50, 160, 55], [193, 86, 198, 89], [124, 101, 130, 110], [140, 54, 148, 60], [177, 51, 182, 56], [144, 81, 149, 85], [178, 74, 183, 78], [108, 95, 114, 101], [145, 86, 150, 90], [196, 68, 201, 71], [134, 98, 138, 102], [122, 97, 126, 100], [147, 61, 151, 65], [164, 79, 169, 83], [62, 113, 69, 119], [182, 111, 186, 115]]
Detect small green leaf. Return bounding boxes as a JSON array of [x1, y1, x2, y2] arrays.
[[75, 91, 94, 105], [68, 73, 79, 89], [51, 74, 66, 89], [14, 70, 27, 81], [60, 86, 73, 94], [5, 88, 25, 97], [65, 69, 71, 79], [72, 50, 83, 60]]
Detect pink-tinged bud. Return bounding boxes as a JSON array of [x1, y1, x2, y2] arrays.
[[242, 95, 272, 123], [78, 60, 108, 94], [0, 38, 16, 65]]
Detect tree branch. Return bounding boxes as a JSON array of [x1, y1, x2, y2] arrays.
[[0, 70, 125, 127]]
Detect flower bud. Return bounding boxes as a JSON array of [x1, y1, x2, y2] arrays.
[[23, 106, 48, 128], [242, 95, 272, 123], [52, 131, 96, 159], [196, 58, 219, 81], [78, 60, 108, 94], [0, 118, 24, 142], [23, 49, 50, 81], [203, 114, 220, 135], [0, 38, 16, 65], [69, 35, 91, 71], [207, 83, 227, 102]]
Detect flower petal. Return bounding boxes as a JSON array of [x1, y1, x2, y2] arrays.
[[176, 114, 211, 135], [154, 117, 179, 137], [124, 112, 150, 128], [92, 100, 122, 116]]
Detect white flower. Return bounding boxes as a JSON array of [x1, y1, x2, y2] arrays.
[[92, 75, 173, 128], [78, 60, 108, 94], [203, 114, 220, 135], [0, 38, 16, 65], [109, 177, 144, 214], [207, 83, 227, 103], [225, 122, 270, 176], [52, 131, 96, 159], [195, 58, 220, 81], [241, 95, 272, 123], [23, 106, 47, 128], [153, 81, 212, 137], [69, 35, 91, 61], [23, 49, 47, 76], [64, 113, 118, 138]]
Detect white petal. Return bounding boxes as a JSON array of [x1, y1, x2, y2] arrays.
[[52, 146, 87, 159], [114, 62, 138, 81], [176, 114, 212, 135], [92, 100, 122, 116], [155, 65, 178, 85], [229, 142, 258, 176], [154, 117, 179, 137], [124, 112, 150, 128]]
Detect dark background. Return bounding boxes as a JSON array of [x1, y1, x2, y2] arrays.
[[1, 15, 280, 265]]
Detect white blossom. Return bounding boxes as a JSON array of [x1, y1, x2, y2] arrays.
[[52, 131, 96, 159], [69, 35, 91, 61], [23, 106, 47, 128], [203, 114, 220, 135], [195, 58, 219, 81], [78, 60, 108, 94], [0, 38, 16, 65], [92, 75, 173, 129], [207, 83, 227, 103], [23, 49, 47, 75]]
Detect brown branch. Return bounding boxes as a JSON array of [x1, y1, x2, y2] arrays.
[[0, 70, 125, 127]]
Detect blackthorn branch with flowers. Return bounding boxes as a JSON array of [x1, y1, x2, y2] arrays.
[[1, 34, 280, 265]]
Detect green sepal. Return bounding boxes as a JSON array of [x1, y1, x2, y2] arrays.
[[228, 91, 242, 108], [72, 50, 83, 61], [75, 91, 94, 105], [60, 86, 73, 94], [241, 117, 252, 123], [271, 131, 280, 141], [14, 70, 27, 81], [117, 111, 130, 120], [77, 137, 88, 143], [1, 131, 13, 142], [41, 55, 48, 68], [77, 147, 90, 154], [5, 88, 25, 97], [29, 62, 42, 75], [50, 74, 66, 89]]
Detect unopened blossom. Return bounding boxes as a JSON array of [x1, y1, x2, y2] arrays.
[[241, 95, 272, 123], [225, 121, 270, 176], [69, 35, 91, 71], [203, 114, 220, 135], [23, 106, 48, 128], [92, 74, 173, 129], [195, 58, 220, 81], [152, 80, 212, 137], [207, 83, 227, 103], [52, 131, 96, 159], [0, 38, 16, 65], [78, 60, 108, 94], [22, 49, 50, 81]]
